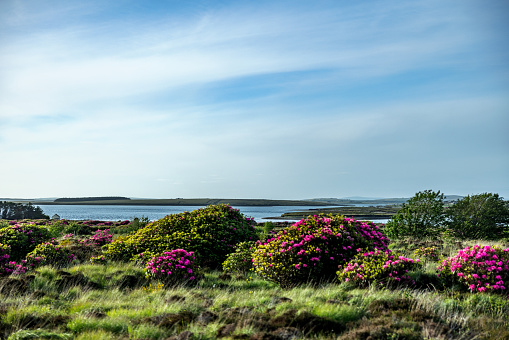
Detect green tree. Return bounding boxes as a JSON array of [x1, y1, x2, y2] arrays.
[[0, 201, 49, 220], [384, 190, 445, 239], [446, 193, 509, 240]]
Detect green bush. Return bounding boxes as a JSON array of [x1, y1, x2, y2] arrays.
[[384, 190, 445, 239], [26, 242, 75, 268], [337, 248, 422, 287], [104, 204, 258, 268], [0, 223, 52, 260], [222, 241, 256, 273], [252, 215, 389, 288], [446, 193, 509, 240]]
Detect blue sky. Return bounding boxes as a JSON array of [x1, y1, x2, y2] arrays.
[[1, 0, 508, 199]]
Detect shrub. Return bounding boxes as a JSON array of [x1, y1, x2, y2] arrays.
[[84, 229, 113, 247], [413, 246, 439, 261], [0, 223, 52, 260], [222, 241, 256, 273], [437, 244, 509, 293], [26, 242, 75, 268], [90, 255, 107, 265], [252, 215, 389, 288], [384, 190, 445, 239], [145, 249, 200, 284], [104, 204, 258, 268], [446, 193, 509, 240], [337, 248, 421, 287]]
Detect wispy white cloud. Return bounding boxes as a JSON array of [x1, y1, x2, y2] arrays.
[[0, 0, 507, 198]]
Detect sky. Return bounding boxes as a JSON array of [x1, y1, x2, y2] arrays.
[[1, 0, 508, 200]]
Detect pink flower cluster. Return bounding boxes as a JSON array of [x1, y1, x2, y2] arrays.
[[0, 244, 29, 276], [145, 249, 199, 283], [337, 248, 420, 286], [252, 215, 390, 287], [84, 229, 113, 247], [438, 245, 509, 293]]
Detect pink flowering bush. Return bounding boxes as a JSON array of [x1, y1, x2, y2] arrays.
[[337, 248, 421, 287], [26, 241, 75, 268], [145, 249, 201, 285], [0, 243, 30, 276], [83, 229, 113, 247], [252, 215, 389, 288], [437, 245, 509, 293]]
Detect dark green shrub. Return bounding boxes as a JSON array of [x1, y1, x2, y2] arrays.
[[222, 241, 256, 273], [384, 190, 445, 239], [0, 223, 52, 260], [104, 204, 258, 268], [26, 242, 75, 268], [446, 193, 509, 240], [252, 215, 389, 288], [337, 248, 422, 287]]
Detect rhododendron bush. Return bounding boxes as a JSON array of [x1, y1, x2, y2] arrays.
[[145, 249, 200, 284], [104, 204, 258, 268], [337, 248, 421, 287], [438, 245, 509, 293], [252, 215, 389, 288]]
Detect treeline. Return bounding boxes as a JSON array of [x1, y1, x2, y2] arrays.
[[384, 190, 509, 240], [0, 201, 49, 220], [54, 196, 131, 202]]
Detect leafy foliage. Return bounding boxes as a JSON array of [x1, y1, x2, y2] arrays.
[[384, 190, 445, 239], [413, 246, 439, 261], [252, 215, 389, 288], [222, 241, 256, 273], [446, 193, 509, 240], [26, 241, 75, 268], [144, 249, 200, 284], [437, 244, 509, 293], [103, 204, 258, 268], [0, 223, 52, 260], [0, 201, 49, 220], [337, 248, 421, 287]]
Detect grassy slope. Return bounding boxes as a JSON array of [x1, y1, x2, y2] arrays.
[[1, 239, 509, 339]]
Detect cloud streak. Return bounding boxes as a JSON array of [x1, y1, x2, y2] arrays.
[[0, 0, 508, 199]]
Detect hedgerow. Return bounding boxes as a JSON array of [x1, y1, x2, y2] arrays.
[[438, 244, 509, 293], [104, 204, 258, 268], [252, 215, 389, 288], [337, 248, 421, 287]]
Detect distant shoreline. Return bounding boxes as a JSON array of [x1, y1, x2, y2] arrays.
[[31, 198, 337, 207]]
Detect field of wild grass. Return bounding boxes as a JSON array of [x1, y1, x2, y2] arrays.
[[1, 212, 509, 339]]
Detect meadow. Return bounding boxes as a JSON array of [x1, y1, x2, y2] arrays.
[[0, 205, 508, 340]]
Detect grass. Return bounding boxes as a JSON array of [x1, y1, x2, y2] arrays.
[[1, 263, 508, 340], [1, 220, 509, 340]]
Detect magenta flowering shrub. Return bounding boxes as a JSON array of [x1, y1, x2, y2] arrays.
[[26, 241, 75, 268], [252, 215, 389, 288], [0, 243, 29, 276], [83, 229, 113, 247], [145, 249, 201, 284], [337, 248, 421, 287], [437, 245, 509, 293]]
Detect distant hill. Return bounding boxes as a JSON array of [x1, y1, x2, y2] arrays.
[[307, 195, 464, 205], [54, 196, 131, 203]]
